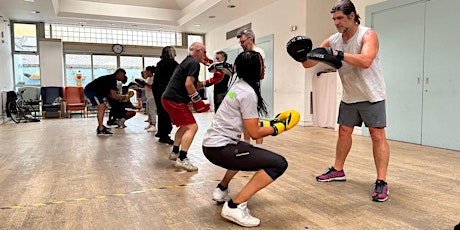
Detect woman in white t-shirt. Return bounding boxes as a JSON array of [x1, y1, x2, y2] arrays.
[[202, 51, 289, 227]]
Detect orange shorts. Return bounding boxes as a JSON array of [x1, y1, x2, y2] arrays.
[[161, 98, 196, 127]]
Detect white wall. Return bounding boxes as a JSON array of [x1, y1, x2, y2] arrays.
[[0, 12, 13, 124]]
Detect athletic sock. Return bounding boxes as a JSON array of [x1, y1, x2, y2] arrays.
[[228, 199, 239, 208], [172, 146, 179, 153], [179, 150, 187, 161], [217, 183, 228, 191]]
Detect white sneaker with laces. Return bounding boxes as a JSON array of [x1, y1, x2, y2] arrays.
[[221, 201, 260, 227], [146, 125, 157, 132], [174, 158, 198, 171], [168, 152, 179, 161], [213, 187, 231, 202]]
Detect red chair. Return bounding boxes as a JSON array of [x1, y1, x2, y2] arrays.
[[63, 86, 86, 118]]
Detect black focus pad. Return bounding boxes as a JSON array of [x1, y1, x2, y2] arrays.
[[135, 78, 147, 87], [307, 47, 343, 69], [208, 62, 234, 77], [286, 36, 313, 62]]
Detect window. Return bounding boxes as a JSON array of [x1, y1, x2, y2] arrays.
[[120, 56, 143, 84], [93, 55, 117, 79], [13, 22, 40, 86], [13, 23, 38, 52], [45, 23, 182, 47], [65, 54, 92, 87], [13, 54, 40, 86], [144, 57, 161, 68]]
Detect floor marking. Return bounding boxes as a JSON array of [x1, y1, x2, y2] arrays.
[[0, 175, 251, 210]]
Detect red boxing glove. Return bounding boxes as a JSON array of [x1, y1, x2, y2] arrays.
[[204, 56, 213, 65], [189, 91, 210, 113], [204, 71, 224, 87], [193, 100, 210, 113]]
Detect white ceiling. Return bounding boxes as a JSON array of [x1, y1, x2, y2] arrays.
[[0, 0, 278, 34]]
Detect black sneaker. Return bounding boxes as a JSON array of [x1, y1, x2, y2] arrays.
[[159, 138, 174, 144], [97, 127, 113, 136]]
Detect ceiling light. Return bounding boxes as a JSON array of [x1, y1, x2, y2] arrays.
[[194, 24, 201, 27], [30, 10, 40, 14], [24, 0, 35, 2]]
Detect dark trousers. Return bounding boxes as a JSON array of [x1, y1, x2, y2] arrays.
[[154, 93, 172, 139]]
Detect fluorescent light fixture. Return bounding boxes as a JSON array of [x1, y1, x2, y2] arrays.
[[30, 10, 40, 14], [24, 0, 35, 2]]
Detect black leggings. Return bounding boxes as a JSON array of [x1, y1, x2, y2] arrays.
[[154, 93, 172, 138], [203, 141, 288, 180]]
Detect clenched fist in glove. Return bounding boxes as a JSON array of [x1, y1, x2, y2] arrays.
[[261, 110, 300, 136], [307, 47, 343, 69], [189, 91, 210, 113], [204, 71, 224, 87], [120, 90, 135, 102], [286, 36, 313, 62]]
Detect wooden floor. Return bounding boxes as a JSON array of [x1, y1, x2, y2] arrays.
[[0, 112, 459, 230]]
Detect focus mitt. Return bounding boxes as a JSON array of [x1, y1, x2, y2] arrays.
[[208, 62, 234, 77], [306, 47, 343, 69], [134, 78, 147, 87], [286, 36, 313, 62]]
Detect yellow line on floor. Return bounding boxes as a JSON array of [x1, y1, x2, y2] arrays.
[[0, 175, 251, 210]]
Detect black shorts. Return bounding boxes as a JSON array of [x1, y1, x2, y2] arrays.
[[203, 141, 288, 180], [338, 100, 386, 128]]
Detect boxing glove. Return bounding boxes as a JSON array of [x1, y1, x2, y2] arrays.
[[286, 36, 313, 62], [189, 91, 210, 113], [208, 62, 234, 77], [204, 71, 224, 87], [120, 91, 134, 102], [270, 110, 301, 136], [307, 47, 343, 69]]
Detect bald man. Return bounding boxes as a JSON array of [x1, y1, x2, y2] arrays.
[[162, 42, 222, 172]]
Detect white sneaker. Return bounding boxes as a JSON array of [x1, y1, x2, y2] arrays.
[[175, 158, 198, 171], [146, 125, 157, 132], [221, 201, 260, 227], [116, 118, 127, 128], [144, 124, 151, 130], [213, 187, 231, 202], [168, 152, 179, 161]]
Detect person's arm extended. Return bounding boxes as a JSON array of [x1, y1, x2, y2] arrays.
[[243, 118, 275, 139], [108, 89, 125, 100]]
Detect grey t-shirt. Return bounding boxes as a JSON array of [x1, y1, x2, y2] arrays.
[[203, 79, 259, 147]]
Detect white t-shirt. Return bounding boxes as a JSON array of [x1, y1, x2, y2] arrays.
[[145, 76, 154, 99], [203, 79, 259, 147], [252, 46, 265, 61]]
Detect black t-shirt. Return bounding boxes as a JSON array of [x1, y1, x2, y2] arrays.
[[213, 62, 232, 94], [85, 74, 117, 96], [162, 56, 200, 103], [153, 58, 179, 97]]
